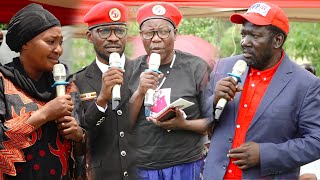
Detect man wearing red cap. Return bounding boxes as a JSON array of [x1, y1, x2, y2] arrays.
[[129, 2, 211, 180], [203, 2, 320, 179], [71, 2, 135, 179]]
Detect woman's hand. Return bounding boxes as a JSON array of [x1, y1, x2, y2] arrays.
[[41, 95, 74, 122], [56, 116, 83, 142]]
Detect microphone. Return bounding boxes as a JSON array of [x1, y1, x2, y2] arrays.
[[53, 64, 67, 97], [144, 53, 161, 117], [109, 52, 122, 110], [214, 60, 247, 121]]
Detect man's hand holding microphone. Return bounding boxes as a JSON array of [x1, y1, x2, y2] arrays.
[[213, 60, 260, 169], [96, 52, 125, 110]]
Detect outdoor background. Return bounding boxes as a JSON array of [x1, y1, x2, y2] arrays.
[[1, 18, 319, 75], [70, 18, 320, 75]]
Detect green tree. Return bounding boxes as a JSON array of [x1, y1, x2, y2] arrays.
[[70, 19, 320, 75], [217, 22, 320, 75], [285, 22, 320, 74], [70, 22, 140, 73]]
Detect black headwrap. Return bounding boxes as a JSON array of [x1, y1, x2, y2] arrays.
[[6, 3, 61, 52], [0, 57, 56, 101]]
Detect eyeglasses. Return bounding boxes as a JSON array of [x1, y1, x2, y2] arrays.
[[96, 27, 128, 39], [140, 29, 174, 40]]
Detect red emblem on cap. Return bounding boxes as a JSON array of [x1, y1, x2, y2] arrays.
[[109, 8, 121, 21], [152, 5, 166, 16]]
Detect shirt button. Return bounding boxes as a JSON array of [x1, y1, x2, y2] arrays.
[[257, 72, 260, 75], [120, 131, 125, 137], [244, 104, 248, 108], [117, 110, 123, 116], [123, 171, 128, 177], [251, 83, 255, 87], [121, 151, 126, 157], [86, 163, 89, 169], [236, 124, 240, 128], [263, 77, 267, 81], [228, 169, 232, 173], [228, 137, 232, 143]]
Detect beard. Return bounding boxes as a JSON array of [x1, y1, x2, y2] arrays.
[[244, 41, 274, 70], [245, 51, 272, 70]]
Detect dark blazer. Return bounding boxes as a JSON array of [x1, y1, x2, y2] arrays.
[[203, 53, 320, 179], [73, 58, 136, 180]]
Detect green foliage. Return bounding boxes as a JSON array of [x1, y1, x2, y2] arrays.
[[218, 24, 242, 58], [70, 19, 320, 75], [178, 17, 231, 47], [71, 38, 95, 73], [285, 22, 320, 74], [216, 22, 320, 75], [70, 23, 140, 73], [0, 24, 8, 30]]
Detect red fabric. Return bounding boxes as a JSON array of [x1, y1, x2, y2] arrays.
[[83, 1, 128, 28], [230, 2, 289, 34], [224, 52, 284, 179], [0, 73, 36, 177], [0, 73, 77, 178], [136, 2, 183, 27], [0, 111, 35, 177]]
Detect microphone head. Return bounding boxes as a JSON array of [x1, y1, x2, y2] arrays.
[[232, 60, 247, 76], [53, 64, 66, 82], [109, 52, 121, 68], [148, 53, 160, 71]]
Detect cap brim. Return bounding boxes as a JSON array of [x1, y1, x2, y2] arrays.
[[88, 22, 127, 30], [139, 16, 176, 29], [230, 13, 271, 26]]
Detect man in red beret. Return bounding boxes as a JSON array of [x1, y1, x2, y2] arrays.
[[129, 2, 211, 180], [203, 2, 320, 179], [71, 1, 136, 179]]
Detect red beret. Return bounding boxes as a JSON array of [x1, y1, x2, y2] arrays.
[[84, 2, 128, 29], [136, 2, 182, 29]]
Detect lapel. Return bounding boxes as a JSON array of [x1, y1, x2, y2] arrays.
[[248, 54, 293, 129], [85, 61, 102, 93]]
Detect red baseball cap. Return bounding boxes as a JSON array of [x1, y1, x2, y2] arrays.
[[84, 2, 128, 29], [136, 2, 183, 29], [230, 2, 289, 34]]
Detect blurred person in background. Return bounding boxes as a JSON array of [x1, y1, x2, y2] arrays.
[[0, 30, 20, 65], [300, 63, 316, 76]]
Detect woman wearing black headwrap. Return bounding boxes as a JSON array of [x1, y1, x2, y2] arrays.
[[0, 3, 84, 179]]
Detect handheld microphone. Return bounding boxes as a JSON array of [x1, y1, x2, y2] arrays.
[[109, 52, 122, 110], [144, 53, 161, 116], [53, 64, 67, 97], [214, 60, 247, 120]]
